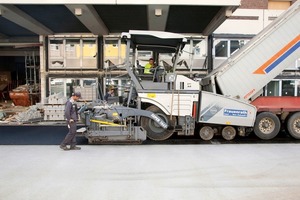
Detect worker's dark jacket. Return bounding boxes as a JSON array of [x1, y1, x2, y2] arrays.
[[65, 98, 78, 122]]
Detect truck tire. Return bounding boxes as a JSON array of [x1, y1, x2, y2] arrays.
[[287, 112, 300, 139], [141, 105, 175, 141], [254, 112, 280, 140]]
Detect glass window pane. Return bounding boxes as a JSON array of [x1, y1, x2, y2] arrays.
[[104, 38, 127, 67], [297, 80, 300, 96], [82, 39, 97, 68], [49, 39, 63, 57], [83, 39, 97, 57], [266, 81, 280, 96], [49, 78, 64, 95], [65, 39, 81, 68], [282, 80, 295, 96], [120, 41, 127, 63], [104, 39, 119, 68], [83, 79, 96, 86], [192, 39, 207, 69], [49, 37, 98, 69], [49, 39, 64, 68], [215, 40, 228, 57], [65, 39, 80, 58]]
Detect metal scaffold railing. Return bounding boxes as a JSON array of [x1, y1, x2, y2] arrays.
[[25, 51, 39, 86]]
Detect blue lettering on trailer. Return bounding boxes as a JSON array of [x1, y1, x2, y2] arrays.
[[224, 109, 248, 117]]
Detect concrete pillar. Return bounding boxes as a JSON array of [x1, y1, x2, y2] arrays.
[[39, 35, 47, 104]]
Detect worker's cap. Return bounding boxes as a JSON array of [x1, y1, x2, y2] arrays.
[[73, 92, 81, 98]]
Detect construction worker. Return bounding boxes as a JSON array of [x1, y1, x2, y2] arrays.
[[104, 86, 115, 101], [60, 92, 82, 151], [144, 58, 155, 74]]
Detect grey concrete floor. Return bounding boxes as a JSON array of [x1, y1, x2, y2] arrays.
[[0, 144, 300, 200]]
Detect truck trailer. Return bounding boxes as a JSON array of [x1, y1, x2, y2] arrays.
[[201, 0, 300, 140]]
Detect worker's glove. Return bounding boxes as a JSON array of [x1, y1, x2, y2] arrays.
[[69, 119, 74, 123]]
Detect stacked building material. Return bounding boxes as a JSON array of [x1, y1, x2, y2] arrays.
[[74, 86, 97, 101], [43, 92, 67, 121], [15, 105, 42, 122]]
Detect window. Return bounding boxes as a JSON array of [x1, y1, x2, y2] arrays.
[[214, 39, 248, 58], [65, 39, 80, 67], [264, 79, 300, 97], [103, 37, 126, 69], [104, 78, 129, 97], [83, 39, 97, 58], [50, 78, 64, 95], [49, 78, 98, 100], [230, 40, 244, 55], [282, 80, 295, 96], [213, 38, 249, 68], [48, 36, 98, 69], [137, 51, 153, 66], [215, 40, 228, 57], [82, 39, 97, 68], [266, 80, 280, 96], [296, 80, 300, 96], [181, 39, 207, 69], [49, 39, 64, 68]]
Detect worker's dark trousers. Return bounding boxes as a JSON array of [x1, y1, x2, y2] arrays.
[[61, 122, 77, 147]]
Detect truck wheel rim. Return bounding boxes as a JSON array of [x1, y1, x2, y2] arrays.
[[259, 117, 275, 134], [292, 119, 300, 133]]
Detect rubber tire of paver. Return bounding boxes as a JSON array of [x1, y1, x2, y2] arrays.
[[141, 105, 175, 141], [287, 112, 300, 139], [199, 126, 214, 141], [254, 112, 281, 140], [222, 126, 236, 141]]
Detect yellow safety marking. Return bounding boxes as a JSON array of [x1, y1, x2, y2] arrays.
[[147, 93, 156, 98], [90, 119, 125, 127]]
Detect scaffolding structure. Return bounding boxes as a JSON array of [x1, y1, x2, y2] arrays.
[[25, 51, 40, 105], [25, 51, 39, 87]]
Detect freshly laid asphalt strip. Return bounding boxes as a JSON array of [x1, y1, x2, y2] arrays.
[[0, 125, 88, 145]]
